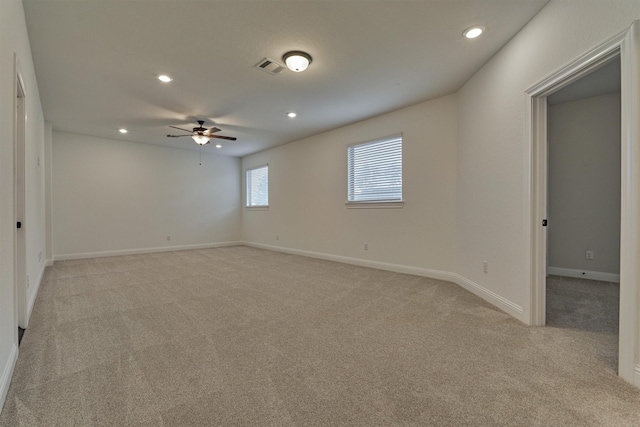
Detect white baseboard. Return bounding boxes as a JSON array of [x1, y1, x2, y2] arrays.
[[244, 241, 456, 281], [45, 259, 53, 267], [53, 241, 243, 262], [634, 365, 640, 388], [23, 263, 47, 328], [547, 266, 620, 283], [0, 343, 18, 414], [243, 242, 524, 321], [452, 274, 525, 322]]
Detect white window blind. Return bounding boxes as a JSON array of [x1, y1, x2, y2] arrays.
[[246, 165, 269, 207], [348, 135, 402, 203]]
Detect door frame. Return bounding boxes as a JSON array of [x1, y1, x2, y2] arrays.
[[526, 22, 640, 387], [14, 54, 28, 330]]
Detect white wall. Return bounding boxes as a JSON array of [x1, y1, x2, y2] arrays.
[[45, 122, 53, 264], [242, 95, 457, 275], [51, 132, 242, 259], [0, 0, 46, 411], [3, 1, 639, 412], [25, 88, 47, 322], [548, 92, 621, 276], [456, 1, 640, 322]]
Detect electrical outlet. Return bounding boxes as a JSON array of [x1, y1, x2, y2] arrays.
[[27, 275, 30, 288], [276, 235, 279, 240], [586, 250, 594, 260], [364, 243, 369, 251], [483, 261, 489, 273], [166, 235, 171, 241], [38, 251, 42, 262]]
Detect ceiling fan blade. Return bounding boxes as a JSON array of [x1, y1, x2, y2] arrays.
[[168, 125, 194, 133], [210, 135, 237, 141], [207, 127, 221, 134], [166, 134, 193, 138]]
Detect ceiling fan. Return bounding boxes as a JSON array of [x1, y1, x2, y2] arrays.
[[166, 120, 237, 146]]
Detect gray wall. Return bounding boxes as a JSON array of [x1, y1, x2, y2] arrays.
[[548, 92, 621, 274]]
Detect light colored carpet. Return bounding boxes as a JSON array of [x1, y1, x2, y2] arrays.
[[1, 246, 639, 426]]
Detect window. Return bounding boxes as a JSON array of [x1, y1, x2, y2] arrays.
[[347, 135, 402, 205], [246, 165, 269, 207]]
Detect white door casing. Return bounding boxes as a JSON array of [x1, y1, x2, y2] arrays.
[[527, 21, 640, 387], [14, 54, 27, 330]]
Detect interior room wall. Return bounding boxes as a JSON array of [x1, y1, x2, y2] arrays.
[[44, 122, 53, 265], [456, 0, 640, 322], [548, 92, 621, 277], [51, 132, 242, 259], [242, 95, 457, 275], [0, 0, 46, 411], [25, 96, 46, 321]]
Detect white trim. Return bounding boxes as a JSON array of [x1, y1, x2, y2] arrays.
[[245, 164, 269, 208], [24, 264, 47, 328], [53, 241, 242, 261], [243, 241, 454, 280], [527, 33, 625, 97], [346, 132, 403, 149], [525, 93, 548, 327], [45, 259, 53, 267], [345, 201, 404, 209], [619, 20, 640, 388], [452, 274, 525, 322], [547, 267, 620, 283], [243, 241, 524, 321], [347, 133, 403, 204], [14, 53, 28, 330], [526, 31, 625, 327], [634, 365, 640, 386], [244, 163, 269, 172], [0, 344, 18, 414], [527, 21, 640, 388]]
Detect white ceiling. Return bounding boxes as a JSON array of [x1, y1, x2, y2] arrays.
[[23, 0, 549, 157]]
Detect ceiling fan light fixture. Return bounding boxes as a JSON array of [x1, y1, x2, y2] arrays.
[[192, 134, 210, 145], [283, 51, 312, 72]]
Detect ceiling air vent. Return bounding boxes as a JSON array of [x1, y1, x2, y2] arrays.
[[254, 58, 285, 75]]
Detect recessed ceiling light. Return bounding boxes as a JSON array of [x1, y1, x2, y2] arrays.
[[287, 112, 297, 118], [463, 26, 484, 39], [215, 144, 222, 148], [118, 128, 128, 134], [158, 74, 173, 83]]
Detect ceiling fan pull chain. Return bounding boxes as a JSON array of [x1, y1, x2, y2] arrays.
[[199, 146, 202, 166]]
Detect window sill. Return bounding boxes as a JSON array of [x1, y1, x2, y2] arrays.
[[345, 201, 404, 209], [245, 205, 269, 211]]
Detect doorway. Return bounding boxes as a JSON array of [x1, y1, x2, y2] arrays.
[[545, 58, 621, 371], [528, 21, 640, 387]]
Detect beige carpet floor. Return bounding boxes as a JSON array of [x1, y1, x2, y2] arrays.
[[1, 246, 639, 426]]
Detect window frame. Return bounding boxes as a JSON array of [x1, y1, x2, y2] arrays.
[[245, 164, 269, 209], [346, 133, 404, 209]]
